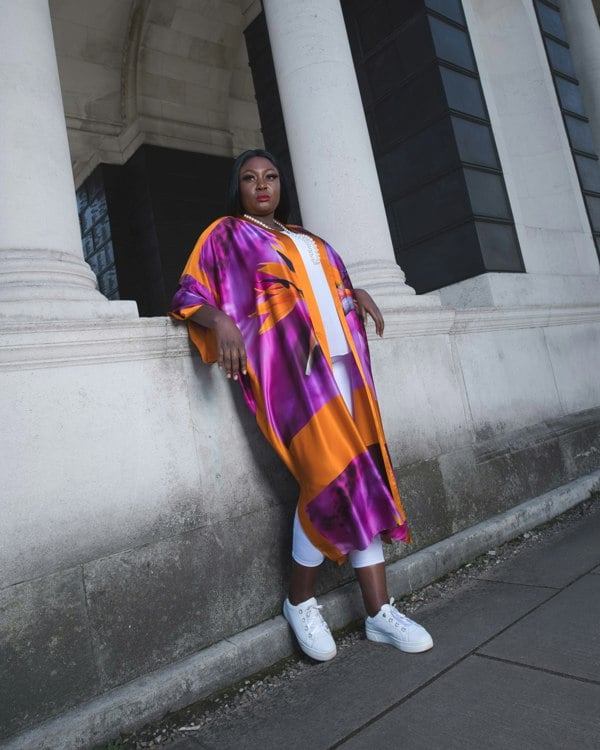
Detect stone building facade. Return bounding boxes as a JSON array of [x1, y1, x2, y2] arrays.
[[1, 1, 600, 747]]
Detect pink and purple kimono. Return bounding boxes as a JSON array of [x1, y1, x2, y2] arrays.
[[171, 216, 410, 563]]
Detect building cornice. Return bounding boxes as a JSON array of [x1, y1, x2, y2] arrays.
[[1, 304, 600, 371]]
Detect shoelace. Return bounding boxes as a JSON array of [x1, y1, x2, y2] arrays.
[[385, 598, 414, 631], [303, 603, 331, 635]]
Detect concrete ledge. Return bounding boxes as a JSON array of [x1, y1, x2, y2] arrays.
[[5, 469, 600, 750], [2, 302, 600, 371]]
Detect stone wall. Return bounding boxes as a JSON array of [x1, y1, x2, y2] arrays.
[[2, 304, 600, 741]]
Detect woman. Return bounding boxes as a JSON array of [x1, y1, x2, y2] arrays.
[[171, 149, 433, 661]]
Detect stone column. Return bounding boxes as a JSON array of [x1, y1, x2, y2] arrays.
[[560, 0, 600, 159], [0, 0, 137, 320], [262, 0, 437, 308]]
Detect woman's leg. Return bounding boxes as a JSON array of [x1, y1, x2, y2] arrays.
[[290, 508, 324, 590], [284, 510, 336, 661], [289, 560, 321, 606], [350, 537, 388, 617], [289, 509, 324, 603], [354, 563, 389, 617]]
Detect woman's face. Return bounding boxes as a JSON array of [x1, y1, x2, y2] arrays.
[[238, 156, 281, 220]]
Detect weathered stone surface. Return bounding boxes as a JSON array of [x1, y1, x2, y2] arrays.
[[556, 407, 600, 479], [0, 569, 99, 739], [84, 505, 293, 687], [372, 333, 471, 467], [475, 428, 566, 511], [452, 328, 563, 440], [396, 456, 452, 546], [439, 414, 590, 535], [545, 323, 600, 415]]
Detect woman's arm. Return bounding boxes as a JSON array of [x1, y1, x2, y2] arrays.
[[190, 306, 247, 380], [353, 288, 384, 337]]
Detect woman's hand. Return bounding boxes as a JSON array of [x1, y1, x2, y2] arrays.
[[353, 288, 384, 337], [190, 306, 247, 380], [214, 315, 247, 380]]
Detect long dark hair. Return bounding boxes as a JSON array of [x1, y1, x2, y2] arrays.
[[227, 149, 291, 222]]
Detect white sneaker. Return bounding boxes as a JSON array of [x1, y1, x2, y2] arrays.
[[283, 597, 337, 661], [365, 598, 433, 653]]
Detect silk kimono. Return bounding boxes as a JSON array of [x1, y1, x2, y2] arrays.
[[171, 216, 410, 563]]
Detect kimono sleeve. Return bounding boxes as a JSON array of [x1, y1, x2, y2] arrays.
[[169, 219, 225, 364]]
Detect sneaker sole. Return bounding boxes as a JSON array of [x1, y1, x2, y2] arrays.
[[283, 606, 337, 662], [365, 626, 433, 654]]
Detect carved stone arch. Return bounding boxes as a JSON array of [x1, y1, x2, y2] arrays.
[[121, 0, 152, 126], [52, 0, 263, 181]]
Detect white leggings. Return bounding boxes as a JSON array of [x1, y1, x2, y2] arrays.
[[292, 354, 384, 570]]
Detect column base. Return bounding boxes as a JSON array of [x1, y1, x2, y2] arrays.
[[0, 248, 139, 320], [347, 259, 441, 309]]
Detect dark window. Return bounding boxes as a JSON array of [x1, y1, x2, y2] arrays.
[[574, 155, 600, 193], [364, 45, 403, 102], [440, 67, 486, 119], [345, 0, 522, 291], [429, 16, 475, 70], [77, 170, 120, 300], [534, 0, 567, 41], [363, 16, 432, 103], [465, 170, 511, 220], [76, 147, 234, 316], [399, 222, 486, 290], [564, 115, 596, 154], [376, 118, 460, 198], [534, 0, 600, 258], [372, 67, 446, 149], [476, 222, 522, 271], [555, 76, 586, 116], [544, 37, 576, 78], [584, 195, 600, 232], [356, 0, 422, 53], [424, 0, 465, 24], [392, 169, 472, 246], [452, 116, 499, 168]]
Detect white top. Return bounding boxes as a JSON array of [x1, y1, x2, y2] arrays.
[[282, 229, 350, 357]]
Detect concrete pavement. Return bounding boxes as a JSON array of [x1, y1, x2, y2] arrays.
[[168, 503, 600, 750]]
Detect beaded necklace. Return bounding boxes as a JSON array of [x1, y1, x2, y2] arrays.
[[242, 213, 321, 265]]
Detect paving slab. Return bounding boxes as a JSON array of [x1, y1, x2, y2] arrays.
[[591, 565, 600, 576], [479, 574, 600, 681], [173, 579, 552, 750], [474, 509, 600, 588], [337, 655, 600, 750]]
